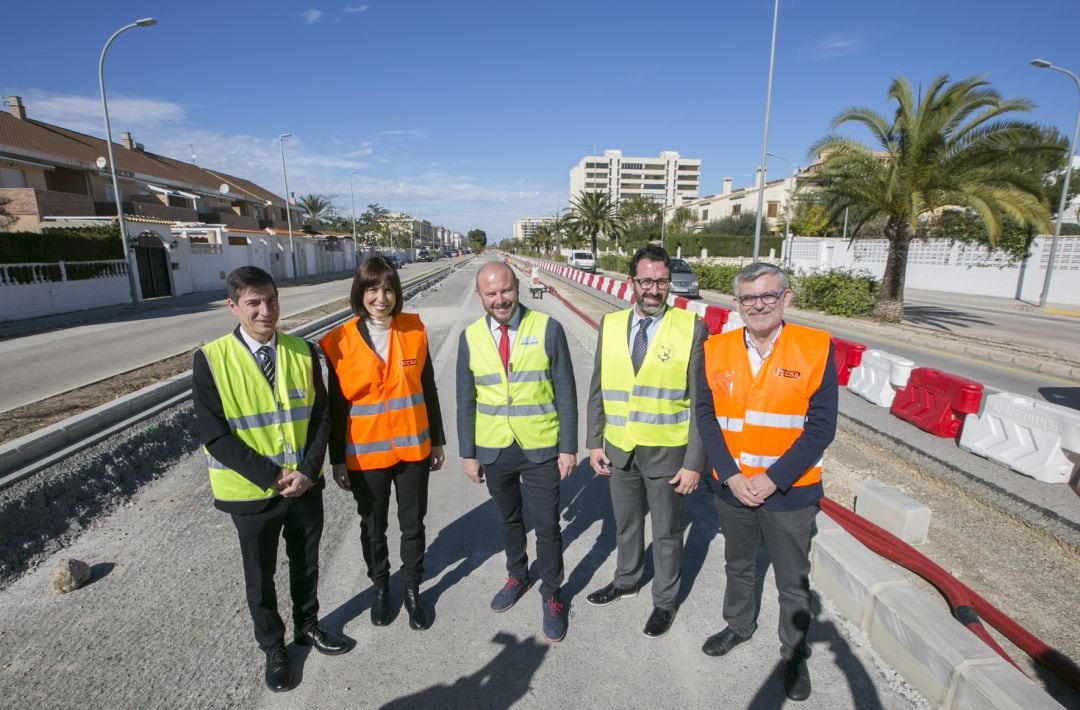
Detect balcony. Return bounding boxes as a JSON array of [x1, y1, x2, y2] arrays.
[[197, 211, 260, 229], [0, 187, 96, 219]]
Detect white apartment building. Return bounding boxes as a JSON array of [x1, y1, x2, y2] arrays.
[[513, 216, 552, 242], [569, 150, 700, 207], [669, 169, 799, 233]]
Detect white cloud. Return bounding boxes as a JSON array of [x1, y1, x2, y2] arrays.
[[811, 33, 864, 59], [13, 90, 186, 136], [302, 8, 324, 24], [343, 4, 369, 12]]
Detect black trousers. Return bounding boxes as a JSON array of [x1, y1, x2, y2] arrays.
[[347, 458, 431, 587], [231, 488, 324, 652], [714, 499, 817, 660], [484, 443, 564, 597]]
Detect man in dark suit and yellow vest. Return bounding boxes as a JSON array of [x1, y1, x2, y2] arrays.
[[193, 266, 350, 693], [586, 244, 708, 639], [695, 262, 838, 702], [457, 260, 578, 643]]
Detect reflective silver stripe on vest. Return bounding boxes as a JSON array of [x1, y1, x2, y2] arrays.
[[716, 416, 744, 432], [350, 394, 424, 417], [631, 384, 687, 401], [740, 452, 779, 468], [350, 402, 386, 416], [227, 406, 313, 431], [388, 392, 425, 410], [475, 373, 503, 386], [744, 410, 806, 429], [206, 448, 303, 470], [507, 370, 550, 383], [601, 389, 630, 402], [476, 401, 556, 417], [605, 414, 627, 427], [287, 388, 306, 400], [345, 428, 431, 456], [629, 410, 690, 426]]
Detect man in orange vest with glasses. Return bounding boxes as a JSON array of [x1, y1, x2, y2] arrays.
[[695, 262, 838, 702]]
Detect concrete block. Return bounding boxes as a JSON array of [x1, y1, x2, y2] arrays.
[[867, 585, 1000, 707], [811, 523, 911, 630], [949, 658, 1064, 709], [855, 479, 932, 545]]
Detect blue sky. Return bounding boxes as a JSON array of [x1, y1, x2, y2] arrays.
[[3, 0, 1079, 241]]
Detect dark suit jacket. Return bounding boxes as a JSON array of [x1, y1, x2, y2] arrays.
[[587, 306, 708, 477]]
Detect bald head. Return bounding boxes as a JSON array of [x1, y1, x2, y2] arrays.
[[475, 260, 520, 324]]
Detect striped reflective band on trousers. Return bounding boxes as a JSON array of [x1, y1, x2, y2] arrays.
[[349, 392, 425, 416], [206, 448, 304, 470], [346, 429, 431, 456], [227, 406, 313, 431]]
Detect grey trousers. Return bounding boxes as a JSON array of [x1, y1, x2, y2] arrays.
[[714, 499, 817, 659], [609, 460, 684, 610]]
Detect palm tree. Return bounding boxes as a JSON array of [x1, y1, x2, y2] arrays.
[[806, 74, 1052, 322], [570, 191, 625, 257], [297, 193, 334, 230]]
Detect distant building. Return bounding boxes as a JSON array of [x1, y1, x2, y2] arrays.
[[569, 149, 700, 207], [513, 216, 552, 242]]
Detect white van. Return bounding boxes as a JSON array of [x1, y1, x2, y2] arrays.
[[568, 250, 596, 273]]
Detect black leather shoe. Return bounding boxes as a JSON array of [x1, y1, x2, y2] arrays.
[[702, 627, 753, 656], [585, 582, 638, 607], [642, 606, 676, 638], [371, 585, 391, 626], [295, 625, 351, 655], [783, 655, 812, 701], [403, 584, 428, 630], [265, 644, 293, 693]]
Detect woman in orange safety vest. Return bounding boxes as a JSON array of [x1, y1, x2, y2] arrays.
[[320, 255, 445, 632]]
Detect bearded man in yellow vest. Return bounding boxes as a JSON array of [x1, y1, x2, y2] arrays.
[[586, 244, 708, 639], [457, 260, 578, 643], [193, 266, 350, 694], [695, 262, 838, 702]]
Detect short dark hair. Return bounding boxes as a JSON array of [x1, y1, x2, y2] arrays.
[[350, 255, 404, 317], [226, 266, 277, 302], [629, 243, 671, 277]]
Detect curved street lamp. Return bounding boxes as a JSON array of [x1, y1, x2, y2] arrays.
[[99, 17, 157, 308], [278, 133, 296, 278], [766, 151, 797, 267], [752, 0, 780, 261], [1030, 59, 1080, 308], [349, 170, 360, 265]]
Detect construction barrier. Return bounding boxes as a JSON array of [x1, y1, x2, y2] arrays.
[[890, 367, 984, 438], [832, 338, 867, 386], [702, 306, 731, 335], [959, 393, 1080, 484], [848, 349, 915, 408]]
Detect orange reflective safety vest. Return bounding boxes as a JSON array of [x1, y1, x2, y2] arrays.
[[319, 313, 431, 471], [703, 323, 830, 487]]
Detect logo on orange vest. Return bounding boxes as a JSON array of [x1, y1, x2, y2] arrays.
[[401, 358, 418, 367], [774, 367, 801, 379]]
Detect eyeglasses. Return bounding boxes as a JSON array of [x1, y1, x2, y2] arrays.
[[736, 290, 786, 307], [631, 277, 671, 289]]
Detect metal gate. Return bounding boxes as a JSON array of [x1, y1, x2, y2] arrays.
[[134, 232, 172, 299]]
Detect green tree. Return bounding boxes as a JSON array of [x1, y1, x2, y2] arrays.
[[569, 191, 625, 257], [787, 201, 835, 237], [297, 193, 334, 230], [701, 210, 758, 236], [467, 228, 487, 253], [807, 74, 1053, 321], [618, 195, 662, 226]]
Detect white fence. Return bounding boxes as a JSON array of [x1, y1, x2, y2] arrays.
[[782, 234, 1080, 306]]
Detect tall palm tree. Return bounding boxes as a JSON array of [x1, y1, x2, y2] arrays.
[[297, 193, 334, 230], [570, 191, 625, 257], [807, 74, 1053, 322]]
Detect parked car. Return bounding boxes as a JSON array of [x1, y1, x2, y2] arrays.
[[668, 258, 699, 297], [568, 250, 596, 273], [416, 248, 435, 262]]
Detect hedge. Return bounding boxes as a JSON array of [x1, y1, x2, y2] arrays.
[[0, 226, 122, 264]]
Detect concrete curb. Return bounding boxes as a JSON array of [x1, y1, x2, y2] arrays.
[[812, 515, 1062, 708]]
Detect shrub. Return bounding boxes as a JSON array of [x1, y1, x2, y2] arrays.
[[597, 254, 629, 273], [791, 268, 878, 316], [692, 263, 743, 294], [0, 225, 122, 264]]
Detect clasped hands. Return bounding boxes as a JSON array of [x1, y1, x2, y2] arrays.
[[726, 472, 778, 507], [275, 468, 313, 497]]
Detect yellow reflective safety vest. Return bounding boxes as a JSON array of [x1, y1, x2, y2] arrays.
[[464, 310, 558, 460], [202, 332, 316, 502], [600, 307, 696, 451]]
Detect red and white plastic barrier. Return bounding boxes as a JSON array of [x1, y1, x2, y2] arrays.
[[847, 349, 915, 408]]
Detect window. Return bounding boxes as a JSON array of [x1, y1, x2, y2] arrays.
[[767, 201, 779, 218], [732, 204, 741, 216], [0, 167, 26, 188], [702, 209, 709, 221]]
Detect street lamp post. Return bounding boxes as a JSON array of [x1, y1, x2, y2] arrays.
[[1031, 59, 1080, 308], [387, 194, 396, 256], [766, 152, 796, 268], [752, 0, 781, 261], [278, 133, 296, 278], [99, 17, 157, 308], [349, 171, 359, 267]]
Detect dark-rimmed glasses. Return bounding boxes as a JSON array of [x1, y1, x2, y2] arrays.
[[736, 290, 786, 307], [631, 277, 671, 289]]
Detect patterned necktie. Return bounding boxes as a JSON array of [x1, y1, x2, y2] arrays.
[[257, 345, 275, 388], [498, 324, 510, 372], [631, 317, 651, 374]]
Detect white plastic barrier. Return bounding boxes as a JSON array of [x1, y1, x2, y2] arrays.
[[959, 392, 1080, 484], [848, 349, 915, 408], [723, 310, 744, 333]]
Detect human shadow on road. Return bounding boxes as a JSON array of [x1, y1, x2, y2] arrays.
[[676, 487, 721, 606], [559, 458, 618, 600], [380, 632, 548, 710], [902, 305, 992, 333], [1039, 387, 1080, 411]]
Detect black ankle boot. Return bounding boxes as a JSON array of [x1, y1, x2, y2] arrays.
[[371, 585, 391, 627], [403, 584, 428, 630]]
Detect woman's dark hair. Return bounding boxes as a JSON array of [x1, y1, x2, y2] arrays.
[[350, 255, 403, 317]]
